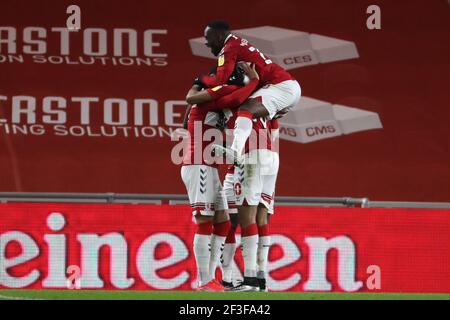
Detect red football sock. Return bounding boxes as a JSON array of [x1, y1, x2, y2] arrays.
[[213, 220, 231, 237]]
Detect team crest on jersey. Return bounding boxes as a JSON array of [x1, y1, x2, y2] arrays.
[[218, 55, 225, 66]]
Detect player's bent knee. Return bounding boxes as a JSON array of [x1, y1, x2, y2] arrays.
[[256, 204, 269, 226], [239, 98, 268, 118], [237, 206, 258, 228], [194, 214, 214, 224], [229, 214, 239, 228], [213, 210, 230, 224]]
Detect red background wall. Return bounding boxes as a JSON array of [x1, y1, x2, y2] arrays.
[[0, 0, 449, 201]]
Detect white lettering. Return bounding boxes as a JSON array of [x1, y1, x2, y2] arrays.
[[84, 28, 107, 56], [23, 27, 47, 54], [0, 232, 40, 288], [304, 236, 363, 292], [137, 233, 189, 289], [77, 233, 135, 289]]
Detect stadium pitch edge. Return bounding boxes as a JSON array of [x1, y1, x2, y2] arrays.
[[0, 290, 450, 300]]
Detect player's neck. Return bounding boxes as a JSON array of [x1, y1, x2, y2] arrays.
[[223, 33, 233, 44]]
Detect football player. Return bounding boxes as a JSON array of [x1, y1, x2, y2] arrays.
[[199, 20, 301, 163], [181, 63, 259, 291]]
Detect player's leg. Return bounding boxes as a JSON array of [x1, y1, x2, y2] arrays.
[[230, 98, 268, 160], [231, 158, 262, 292], [221, 166, 239, 288], [230, 81, 301, 158], [238, 204, 259, 286], [256, 149, 279, 292], [209, 181, 231, 281], [181, 165, 222, 291], [256, 204, 271, 292], [222, 214, 238, 288], [193, 214, 215, 288]]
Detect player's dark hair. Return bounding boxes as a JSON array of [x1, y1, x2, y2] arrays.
[[207, 20, 230, 31], [207, 65, 244, 85], [227, 65, 245, 86]]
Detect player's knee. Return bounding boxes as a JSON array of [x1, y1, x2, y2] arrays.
[[229, 214, 239, 228], [240, 98, 259, 112], [256, 203, 269, 225], [238, 207, 257, 228], [239, 98, 268, 118], [213, 210, 229, 224], [194, 214, 213, 225]]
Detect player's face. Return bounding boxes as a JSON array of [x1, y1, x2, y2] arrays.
[[204, 27, 223, 56]]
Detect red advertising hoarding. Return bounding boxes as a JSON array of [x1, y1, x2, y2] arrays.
[[1, 203, 449, 293]]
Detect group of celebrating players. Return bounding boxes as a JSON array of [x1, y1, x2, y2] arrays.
[[180, 21, 301, 292]]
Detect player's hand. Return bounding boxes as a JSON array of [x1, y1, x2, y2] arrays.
[[215, 111, 227, 131], [240, 62, 259, 80], [193, 76, 205, 89], [273, 108, 289, 119]]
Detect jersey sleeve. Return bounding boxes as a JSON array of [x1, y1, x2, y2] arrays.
[[206, 85, 240, 100], [200, 45, 238, 87], [211, 79, 259, 110]]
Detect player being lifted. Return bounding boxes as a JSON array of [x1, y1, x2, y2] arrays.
[[181, 63, 260, 291], [198, 20, 301, 163], [191, 20, 298, 291]]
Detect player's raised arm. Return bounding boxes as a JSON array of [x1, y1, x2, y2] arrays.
[[182, 104, 192, 129]]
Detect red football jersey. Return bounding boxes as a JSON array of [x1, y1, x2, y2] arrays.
[[201, 34, 295, 88]]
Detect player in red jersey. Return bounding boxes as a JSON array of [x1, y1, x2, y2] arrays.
[[199, 20, 301, 163], [181, 64, 259, 291]]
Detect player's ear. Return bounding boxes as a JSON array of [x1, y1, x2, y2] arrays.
[[218, 31, 226, 42]]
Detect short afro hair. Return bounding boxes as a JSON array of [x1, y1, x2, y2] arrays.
[[207, 20, 230, 31]]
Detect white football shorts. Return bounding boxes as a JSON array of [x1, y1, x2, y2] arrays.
[[234, 149, 279, 214], [181, 165, 227, 216], [249, 80, 301, 119]]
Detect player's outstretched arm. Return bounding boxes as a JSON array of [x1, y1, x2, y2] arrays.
[[211, 63, 260, 110], [212, 78, 259, 110], [186, 63, 259, 105], [186, 84, 215, 105]]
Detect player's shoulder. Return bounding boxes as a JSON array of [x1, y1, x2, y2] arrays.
[[228, 34, 241, 43], [223, 34, 242, 50]]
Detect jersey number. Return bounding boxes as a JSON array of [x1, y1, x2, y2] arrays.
[[248, 46, 273, 65]]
